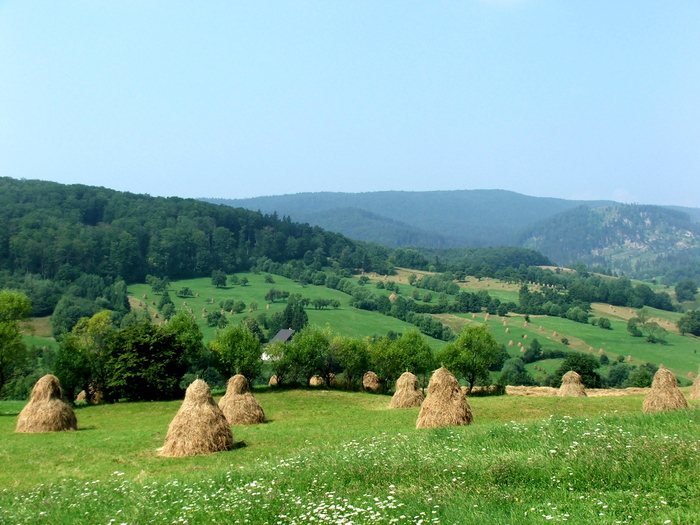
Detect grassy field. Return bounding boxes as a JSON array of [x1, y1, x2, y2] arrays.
[[1, 389, 699, 524], [127, 274, 447, 349], [20, 271, 700, 382]]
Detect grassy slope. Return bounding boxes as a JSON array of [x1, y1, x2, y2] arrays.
[[1, 391, 699, 524]]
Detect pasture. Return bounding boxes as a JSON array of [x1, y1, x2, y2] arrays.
[[1, 389, 699, 524]]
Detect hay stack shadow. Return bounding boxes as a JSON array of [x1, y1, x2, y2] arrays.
[[160, 379, 233, 457], [16, 375, 77, 433], [643, 367, 688, 413], [416, 367, 472, 429], [389, 372, 424, 409], [558, 371, 587, 397], [218, 375, 265, 425]]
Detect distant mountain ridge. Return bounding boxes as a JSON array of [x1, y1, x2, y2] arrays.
[[204, 190, 616, 247], [203, 190, 700, 278]]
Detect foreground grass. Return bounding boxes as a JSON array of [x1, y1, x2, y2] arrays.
[[1, 390, 699, 524]]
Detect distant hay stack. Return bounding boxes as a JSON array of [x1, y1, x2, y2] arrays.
[[689, 368, 700, 400], [363, 371, 381, 393], [389, 292, 397, 302], [538, 326, 543, 331], [416, 367, 472, 429], [160, 379, 233, 457], [505, 328, 510, 333], [389, 372, 424, 409], [643, 368, 688, 413], [309, 375, 324, 387], [16, 375, 77, 433], [269, 374, 280, 386], [508, 340, 514, 346], [558, 371, 587, 397], [219, 375, 265, 425]]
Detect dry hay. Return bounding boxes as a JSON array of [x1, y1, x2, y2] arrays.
[[688, 367, 700, 400], [416, 367, 472, 429], [643, 368, 688, 413], [16, 375, 77, 433], [269, 375, 280, 386], [552, 331, 558, 337], [160, 379, 233, 457], [538, 326, 543, 331], [363, 371, 381, 393], [598, 349, 605, 355], [523, 321, 528, 327], [523, 334, 528, 340], [506, 386, 557, 397], [505, 328, 510, 333], [508, 340, 514, 346], [389, 372, 424, 409], [309, 375, 324, 387], [558, 371, 587, 397], [626, 355, 633, 362], [218, 375, 265, 425], [389, 292, 397, 302], [76, 390, 87, 402], [589, 346, 595, 351], [519, 347, 526, 353], [472, 314, 476, 319]]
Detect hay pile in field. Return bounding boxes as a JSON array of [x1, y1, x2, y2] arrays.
[[219, 375, 265, 425], [690, 368, 700, 400], [506, 386, 557, 396], [269, 375, 280, 386], [16, 375, 77, 433], [643, 368, 688, 413], [558, 371, 587, 397], [389, 372, 424, 409], [309, 375, 324, 387], [416, 367, 472, 429], [160, 379, 233, 457], [363, 371, 381, 392]]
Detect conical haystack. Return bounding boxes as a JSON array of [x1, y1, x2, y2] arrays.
[[643, 368, 688, 413], [363, 371, 381, 393], [389, 372, 424, 409], [16, 375, 77, 433], [218, 375, 265, 425], [160, 379, 233, 457], [416, 367, 473, 429], [689, 367, 700, 400], [558, 371, 587, 397]]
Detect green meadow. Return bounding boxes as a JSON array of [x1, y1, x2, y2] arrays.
[[2, 390, 699, 524]]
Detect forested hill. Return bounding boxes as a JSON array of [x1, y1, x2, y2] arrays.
[[203, 190, 615, 248], [0, 177, 384, 284], [519, 204, 700, 279]]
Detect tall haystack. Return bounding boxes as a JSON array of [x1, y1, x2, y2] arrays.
[[558, 371, 587, 397], [363, 371, 381, 393], [389, 372, 424, 409], [160, 379, 233, 457], [218, 375, 265, 425], [689, 367, 700, 400], [416, 367, 472, 429], [16, 375, 77, 433], [643, 368, 688, 413], [269, 374, 280, 386]]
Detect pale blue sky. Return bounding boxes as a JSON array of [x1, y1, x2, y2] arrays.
[[1, 1, 699, 206]]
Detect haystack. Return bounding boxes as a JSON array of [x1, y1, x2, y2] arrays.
[[160, 379, 233, 457], [416, 367, 472, 429], [16, 375, 77, 433], [219, 375, 265, 425], [689, 367, 700, 400], [558, 371, 587, 397], [363, 371, 381, 393], [389, 372, 424, 409], [643, 368, 688, 413], [309, 375, 324, 387], [269, 374, 280, 386]]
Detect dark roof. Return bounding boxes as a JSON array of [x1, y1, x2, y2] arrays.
[[269, 328, 295, 343]]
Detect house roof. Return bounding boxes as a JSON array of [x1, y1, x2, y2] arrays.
[[269, 328, 295, 343]]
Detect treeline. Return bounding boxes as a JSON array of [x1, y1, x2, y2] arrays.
[[0, 177, 392, 285]]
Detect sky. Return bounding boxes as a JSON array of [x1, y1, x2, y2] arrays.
[[1, 1, 699, 207]]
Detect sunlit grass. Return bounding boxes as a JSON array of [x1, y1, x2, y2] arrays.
[[2, 390, 699, 524]]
